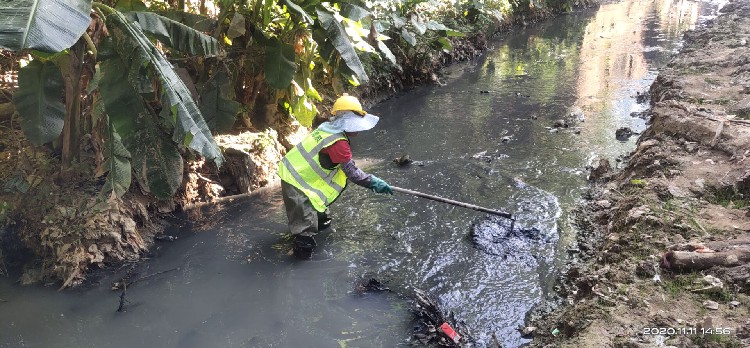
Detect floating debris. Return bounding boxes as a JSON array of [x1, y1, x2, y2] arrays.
[[393, 153, 414, 167], [471, 150, 488, 158], [155, 235, 178, 242], [615, 127, 638, 140], [635, 91, 650, 104], [553, 119, 569, 128], [470, 150, 509, 163], [512, 177, 527, 188], [568, 106, 585, 122], [411, 288, 472, 347], [356, 278, 390, 293]]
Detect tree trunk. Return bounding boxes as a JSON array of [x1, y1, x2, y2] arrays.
[[663, 247, 750, 271], [60, 39, 86, 168]]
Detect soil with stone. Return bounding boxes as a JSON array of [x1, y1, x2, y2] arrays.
[[526, 1, 750, 347]]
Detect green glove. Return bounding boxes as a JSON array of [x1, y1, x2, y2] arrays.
[[369, 175, 393, 195]]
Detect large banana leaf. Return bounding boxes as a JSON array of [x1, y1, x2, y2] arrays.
[[106, 11, 223, 166], [282, 0, 313, 24], [315, 8, 368, 83], [289, 85, 318, 127], [13, 60, 65, 145], [125, 12, 219, 57], [114, 0, 147, 11], [313, 28, 335, 61], [340, 3, 369, 21], [264, 38, 296, 89], [401, 28, 416, 46], [157, 10, 216, 33], [410, 16, 426, 35], [0, 0, 92, 52], [377, 40, 401, 72], [200, 68, 239, 133], [101, 114, 132, 198], [99, 59, 183, 199], [131, 109, 184, 199]]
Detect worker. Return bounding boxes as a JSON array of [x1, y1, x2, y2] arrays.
[[277, 94, 393, 259]]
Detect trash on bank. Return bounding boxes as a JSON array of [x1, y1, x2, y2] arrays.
[[691, 275, 724, 294]]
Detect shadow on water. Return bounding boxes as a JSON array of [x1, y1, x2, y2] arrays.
[[0, 1, 723, 347]]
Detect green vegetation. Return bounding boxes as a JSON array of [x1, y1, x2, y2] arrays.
[[693, 333, 744, 348], [704, 288, 733, 303], [707, 187, 749, 209], [629, 178, 647, 187], [663, 273, 701, 298], [2, 0, 579, 203], [662, 198, 675, 212]]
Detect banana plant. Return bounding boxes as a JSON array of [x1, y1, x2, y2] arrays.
[[4, 1, 225, 200], [99, 57, 183, 199], [2, 0, 92, 157], [367, 0, 466, 54], [96, 4, 224, 198], [314, 6, 369, 84], [199, 66, 240, 133], [217, 0, 376, 126]]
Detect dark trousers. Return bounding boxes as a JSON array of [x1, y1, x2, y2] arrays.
[[281, 181, 322, 237]]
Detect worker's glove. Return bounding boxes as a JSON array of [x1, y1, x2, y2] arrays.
[[369, 175, 393, 195]]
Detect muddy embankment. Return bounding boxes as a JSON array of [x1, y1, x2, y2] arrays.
[[528, 1, 750, 347]]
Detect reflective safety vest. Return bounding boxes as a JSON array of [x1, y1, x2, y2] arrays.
[[278, 129, 349, 212]]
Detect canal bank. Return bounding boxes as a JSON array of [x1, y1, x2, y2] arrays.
[[527, 1, 750, 347]]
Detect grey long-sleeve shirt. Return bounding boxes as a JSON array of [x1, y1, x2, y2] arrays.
[[340, 159, 372, 188]]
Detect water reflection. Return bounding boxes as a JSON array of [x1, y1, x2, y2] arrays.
[[573, 0, 705, 160]]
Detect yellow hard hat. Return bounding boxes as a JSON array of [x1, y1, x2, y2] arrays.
[[331, 94, 366, 116]]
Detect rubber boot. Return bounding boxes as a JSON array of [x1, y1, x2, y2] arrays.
[[317, 212, 332, 232], [293, 235, 317, 259]]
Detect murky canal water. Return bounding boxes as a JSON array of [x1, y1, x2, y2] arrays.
[[0, 1, 723, 347]]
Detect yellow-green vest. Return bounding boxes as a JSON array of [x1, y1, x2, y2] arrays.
[[278, 129, 349, 212]]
